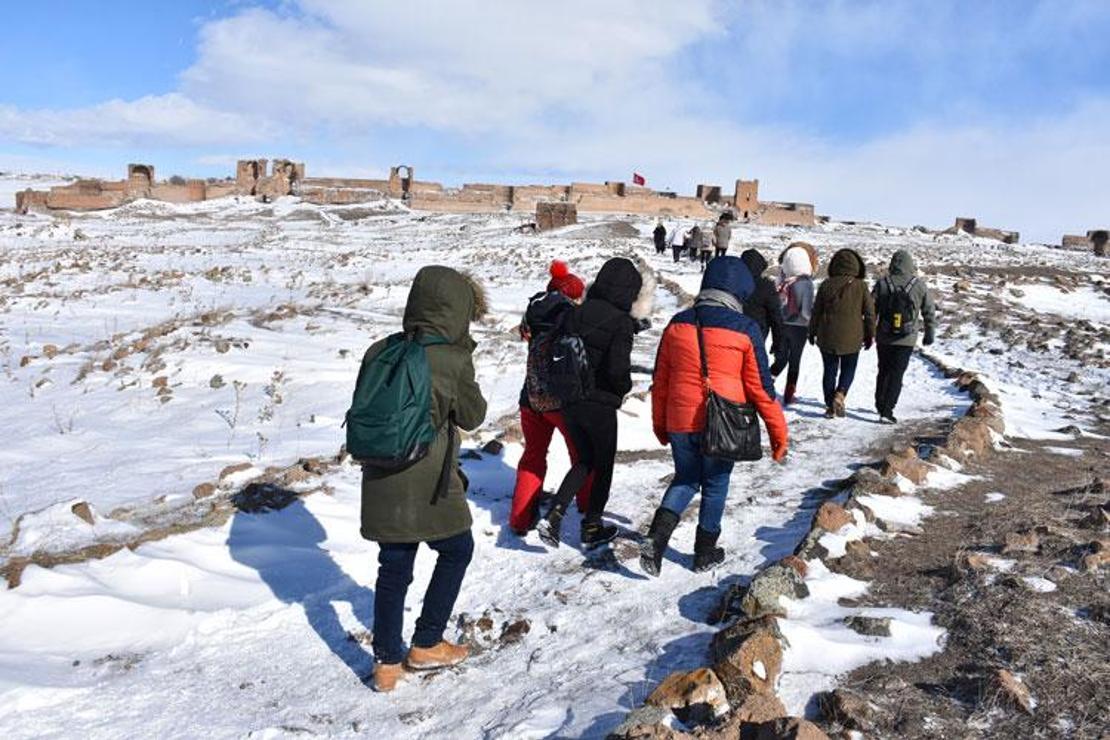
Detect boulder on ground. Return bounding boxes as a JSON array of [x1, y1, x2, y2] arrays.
[[646, 667, 729, 726], [1001, 530, 1040, 555], [710, 616, 783, 704], [740, 564, 810, 619], [192, 482, 217, 499], [880, 446, 929, 485], [848, 467, 902, 497], [70, 501, 95, 525], [607, 705, 691, 739], [815, 502, 853, 532], [740, 716, 829, 740], [817, 688, 888, 732], [843, 615, 892, 637], [992, 669, 1035, 715]]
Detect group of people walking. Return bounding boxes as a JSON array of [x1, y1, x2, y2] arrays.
[[654, 214, 733, 270], [357, 236, 936, 692]]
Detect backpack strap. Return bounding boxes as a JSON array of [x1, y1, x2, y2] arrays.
[[693, 309, 713, 393], [430, 422, 455, 505]]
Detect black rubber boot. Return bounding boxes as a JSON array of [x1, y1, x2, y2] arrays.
[[640, 508, 680, 577], [580, 520, 618, 548], [693, 527, 725, 572], [536, 509, 563, 548]]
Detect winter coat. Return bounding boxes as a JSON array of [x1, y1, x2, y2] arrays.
[[713, 221, 732, 251], [739, 249, 785, 353], [686, 228, 704, 253], [568, 257, 643, 408], [653, 224, 667, 249], [518, 290, 573, 409], [668, 225, 684, 247], [360, 266, 488, 544], [872, 250, 937, 347], [810, 248, 876, 355], [652, 256, 787, 450], [777, 245, 816, 327]]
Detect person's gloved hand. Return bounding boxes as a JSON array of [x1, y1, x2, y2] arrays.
[[923, 328, 936, 346], [772, 443, 788, 463]]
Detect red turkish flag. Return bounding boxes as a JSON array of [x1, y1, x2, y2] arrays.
[[632, 172, 646, 186]]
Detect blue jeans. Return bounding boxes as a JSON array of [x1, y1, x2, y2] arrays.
[[821, 351, 859, 407], [659, 432, 734, 533], [372, 530, 474, 665]]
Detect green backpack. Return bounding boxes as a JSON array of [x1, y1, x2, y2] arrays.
[[346, 332, 448, 470]]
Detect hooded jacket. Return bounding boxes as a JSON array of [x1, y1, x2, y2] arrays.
[[568, 257, 643, 408], [652, 256, 787, 450], [740, 249, 785, 353], [777, 245, 816, 327], [713, 221, 732, 251], [810, 248, 876, 355], [872, 250, 937, 347], [360, 266, 488, 543]]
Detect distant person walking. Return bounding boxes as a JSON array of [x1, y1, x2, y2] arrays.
[[653, 221, 667, 255], [360, 266, 488, 692], [769, 243, 817, 405], [669, 223, 687, 263], [699, 226, 715, 272], [872, 250, 936, 423], [509, 261, 591, 534], [739, 248, 785, 361], [809, 248, 876, 419], [686, 225, 704, 263], [713, 216, 732, 259], [537, 258, 653, 549], [643, 256, 787, 575]]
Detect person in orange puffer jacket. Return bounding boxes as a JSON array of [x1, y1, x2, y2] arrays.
[[642, 256, 789, 576]]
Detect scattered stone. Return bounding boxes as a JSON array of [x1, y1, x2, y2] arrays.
[[710, 617, 783, 703], [880, 446, 929, 485], [815, 502, 852, 532], [101, 359, 117, 372], [843, 615, 892, 637], [499, 618, 531, 646], [230, 482, 298, 513], [152, 375, 169, 389], [1080, 539, 1109, 572], [607, 705, 687, 740], [740, 564, 809, 619], [848, 467, 902, 497], [742, 716, 830, 740], [954, 279, 973, 293], [42, 344, 59, 359], [992, 669, 1035, 715], [646, 667, 729, 725], [480, 439, 505, 456], [731, 692, 787, 724], [215, 339, 231, 354], [778, 555, 808, 579], [944, 417, 995, 462], [817, 688, 887, 732], [1009, 287, 1026, 298], [70, 501, 95, 525], [1001, 530, 1040, 555], [209, 374, 226, 389], [792, 527, 828, 561], [19, 355, 32, 367], [218, 462, 254, 482], [192, 482, 217, 499]]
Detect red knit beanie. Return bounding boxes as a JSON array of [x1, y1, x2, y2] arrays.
[[546, 260, 585, 300]]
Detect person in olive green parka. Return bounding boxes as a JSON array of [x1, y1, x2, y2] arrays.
[[363, 265, 488, 692], [809, 248, 876, 418]]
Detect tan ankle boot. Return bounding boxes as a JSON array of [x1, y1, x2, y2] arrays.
[[406, 641, 469, 670], [833, 390, 847, 417], [372, 662, 406, 692]]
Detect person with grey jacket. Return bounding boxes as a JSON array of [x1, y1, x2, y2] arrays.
[[871, 249, 937, 423]]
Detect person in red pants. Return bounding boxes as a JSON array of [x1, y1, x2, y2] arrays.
[[508, 261, 592, 535]]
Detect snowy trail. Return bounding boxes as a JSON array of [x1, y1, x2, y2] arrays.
[[0, 344, 963, 739]]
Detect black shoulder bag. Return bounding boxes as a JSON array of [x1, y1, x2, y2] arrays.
[[695, 314, 763, 461]]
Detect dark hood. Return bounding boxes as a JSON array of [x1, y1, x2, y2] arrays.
[[587, 257, 642, 312], [402, 265, 480, 344], [700, 254, 755, 303], [740, 249, 769, 277], [889, 249, 917, 278], [829, 248, 866, 279]]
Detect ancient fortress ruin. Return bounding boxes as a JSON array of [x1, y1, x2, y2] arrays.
[[13, 159, 817, 227]]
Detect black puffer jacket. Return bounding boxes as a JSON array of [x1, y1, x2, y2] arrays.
[[569, 258, 642, 408], [740, 249, 785, 354], [518, 290, 573, 408]]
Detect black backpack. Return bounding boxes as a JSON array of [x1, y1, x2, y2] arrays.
[[534, 308, 593, 405], [881, 277, 918, 338]]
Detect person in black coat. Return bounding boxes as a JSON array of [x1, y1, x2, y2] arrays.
[[739, 249, 785, 360], [652, 222, 667, 254], [538, 257, 644, 549]]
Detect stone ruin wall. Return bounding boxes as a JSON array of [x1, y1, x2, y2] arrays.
[[10, 159, 818, 227]]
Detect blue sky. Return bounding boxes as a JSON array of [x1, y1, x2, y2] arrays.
[[2, 1, 1108, 241]]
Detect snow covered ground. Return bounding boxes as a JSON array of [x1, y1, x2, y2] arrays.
[[0, 188, 1105, 738]]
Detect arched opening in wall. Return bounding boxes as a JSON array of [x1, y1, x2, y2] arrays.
[[128, 165, 153, 189], [396, 165, 412, 193]]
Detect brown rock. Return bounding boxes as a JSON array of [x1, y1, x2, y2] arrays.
[[817, 688, 887, 731], [1001, 530, 1040, 555], [732, 692, 787, 724], [19, 355, 33, 367], [647, 667, 729, 725], [954, 280, 972, 293], [1080, 539, 1110, 572], [710, 619, 782, 704], [745, 717, 830, 740], [848, 467, 902, 497], [880, 446, 929, 485], [192, 482, 217, 499], [42, 344, 59, 359], [815, 502, 853, 533], [219, 462, 255, 482], [101, 359, 117, 372], [740, 564, 809, 619], [152, 376, 169, 389], [992, 669, 1034, 715], [944, 417, 995, 462], [843, 615, 892, 637], [779, 555, 808, 579], [70, 501, 95, 525]]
